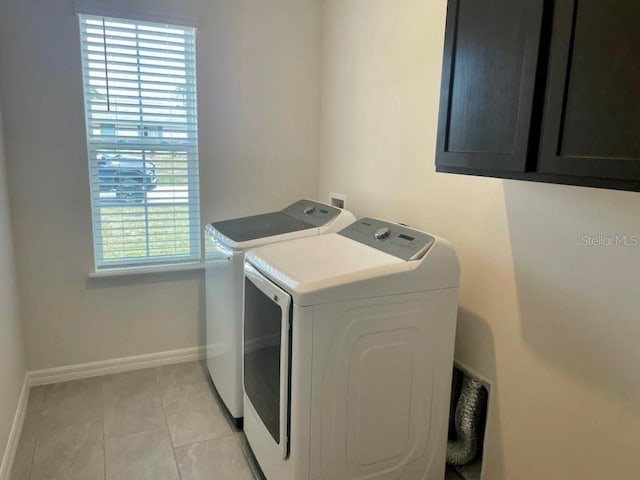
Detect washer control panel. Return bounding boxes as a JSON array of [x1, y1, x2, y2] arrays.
[[283, 200, 341, 227], [339, 218, 435, 260]]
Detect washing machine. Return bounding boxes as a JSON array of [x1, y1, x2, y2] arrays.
[[205, 199, 355, 426], [242, 218, 460, 480]]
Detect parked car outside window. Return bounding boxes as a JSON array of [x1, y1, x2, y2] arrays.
[[97, 155, 158, 201]]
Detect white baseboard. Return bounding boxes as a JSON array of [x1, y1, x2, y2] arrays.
[[27, 345, 205, 386], [0, 377, 29, 480]]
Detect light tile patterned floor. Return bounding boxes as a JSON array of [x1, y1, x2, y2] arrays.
[[10, 361, 256, 480]]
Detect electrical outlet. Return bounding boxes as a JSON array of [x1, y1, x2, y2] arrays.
[[329, 192, 347, 209]]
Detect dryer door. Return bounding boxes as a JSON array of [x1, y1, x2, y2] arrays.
[[243, 263, 291, 459]]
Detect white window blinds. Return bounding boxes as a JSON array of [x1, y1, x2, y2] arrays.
[[79, 14, 200, 271]]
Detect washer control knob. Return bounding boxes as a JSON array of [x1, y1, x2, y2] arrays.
[[303, 206, 316, 215], [374, 227, 390, 240]]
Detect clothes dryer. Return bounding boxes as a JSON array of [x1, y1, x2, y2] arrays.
[[243, 218, 460, 479]]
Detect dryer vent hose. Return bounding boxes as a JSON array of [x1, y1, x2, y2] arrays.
[[446, 376, 487, 466]]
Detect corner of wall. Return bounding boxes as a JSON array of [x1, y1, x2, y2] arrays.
[[0, 90, 28, 479]]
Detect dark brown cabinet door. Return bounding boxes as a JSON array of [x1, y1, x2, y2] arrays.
[[436, 0, 545, 172], [539, 0, 640, 180]]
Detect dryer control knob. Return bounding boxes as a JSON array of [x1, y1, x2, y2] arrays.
[[304, 206, 316, 215], [374, 227, 390, 240]]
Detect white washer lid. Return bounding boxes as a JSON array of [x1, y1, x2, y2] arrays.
[[206, 199, 353, 251]]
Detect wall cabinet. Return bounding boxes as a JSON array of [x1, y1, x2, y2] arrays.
[[436, 0, 640, 191]]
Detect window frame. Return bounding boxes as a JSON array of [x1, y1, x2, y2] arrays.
[[79, 14, 202, 272]]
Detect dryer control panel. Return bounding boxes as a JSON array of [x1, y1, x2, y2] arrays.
[[339, 218, 435, 261]]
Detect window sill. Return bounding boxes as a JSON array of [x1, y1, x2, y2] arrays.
[[89, 262, 204, 279]]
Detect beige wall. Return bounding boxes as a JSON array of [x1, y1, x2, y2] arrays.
[[0, 0, 321, 370], [0, 97, 26, 463], [318, 1, 640, 479]]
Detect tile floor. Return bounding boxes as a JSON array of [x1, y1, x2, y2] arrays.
[[10, 361, 256, 480], [11, 360, 467, 480]]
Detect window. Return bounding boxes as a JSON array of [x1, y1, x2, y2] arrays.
[[79, 14, 200, 271]]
